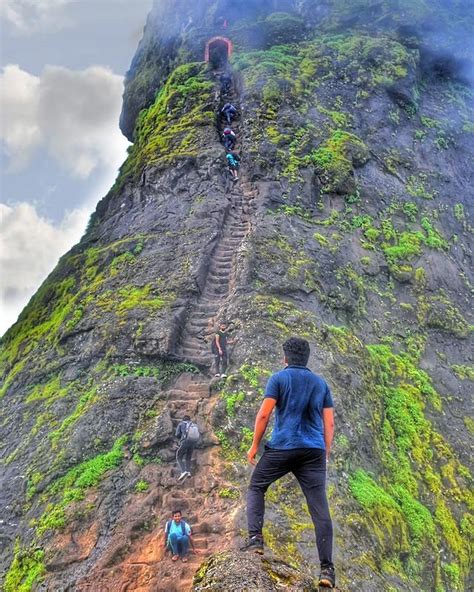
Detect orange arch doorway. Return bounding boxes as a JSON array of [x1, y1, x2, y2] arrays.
[[205, 36, 233, 68]]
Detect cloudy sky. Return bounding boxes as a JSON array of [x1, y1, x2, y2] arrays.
[[0, 0, 152, 336]]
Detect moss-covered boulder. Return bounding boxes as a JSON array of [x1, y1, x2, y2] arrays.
[[193, 551, 317, 591]]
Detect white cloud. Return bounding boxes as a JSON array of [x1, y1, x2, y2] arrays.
[[0, 63, 129, 178], [0, 65, 41, 169], [0, 202, 91, 336], [0, 0, 72, 33]]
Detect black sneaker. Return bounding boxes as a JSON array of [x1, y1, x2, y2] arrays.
[[318, 565, 336, 588], [239, 535, 264, 554]]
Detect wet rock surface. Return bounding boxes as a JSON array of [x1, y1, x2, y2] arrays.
[[1, 1, 473, 591]]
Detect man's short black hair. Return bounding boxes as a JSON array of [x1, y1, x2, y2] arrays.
[[172, 510, 182, 516], [183, 415, 191, 422], [283, 337, 310, 366]]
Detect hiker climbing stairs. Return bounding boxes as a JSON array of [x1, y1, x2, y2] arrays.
[[176, 68, 250, 369]]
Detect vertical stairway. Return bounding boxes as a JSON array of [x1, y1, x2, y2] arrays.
[[175, 196, 251, 367], [175, 70, 252, 370], [78, 69, 258, 592]]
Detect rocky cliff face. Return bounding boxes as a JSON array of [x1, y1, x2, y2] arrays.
[[1, 1, 473, 591]]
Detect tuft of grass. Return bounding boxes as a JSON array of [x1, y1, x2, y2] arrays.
[[134, 480, 150, 493], [4, 542, 45, 592], [218, 487, 240, 499]]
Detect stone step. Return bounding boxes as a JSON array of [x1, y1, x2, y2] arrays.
[[180, 335, 205, 348], [203, 280, 228, 290], [203, 290, 229, 299], [179, 351, 209, 363], [223, 227, 247, 234], [202, 282, 228, 293], [180, 344, 207, 355], [206, 275, 231, 286], [167, 389, 203, 401], [192, 538, 208, 550], [213, 255, 234, 263], [206, 268, 230, 277], [189, 384, 210, 395], [206, 273, 231, 283], [187, 320, 211, 331], [179, 356, 212, 367], [205, 273, 230, 284], [221, 231, 245, 238], [193, 302, 220, 311]]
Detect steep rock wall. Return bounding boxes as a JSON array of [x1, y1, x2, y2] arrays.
[[1, 1, 473, 591]]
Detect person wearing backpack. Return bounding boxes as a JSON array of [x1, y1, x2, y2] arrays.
[[226, 151, 240, 182], [221, 102, 237, 125], [175, 415, 200, 481], [222, 127, 237, 150], [163, 510, 197, 562]]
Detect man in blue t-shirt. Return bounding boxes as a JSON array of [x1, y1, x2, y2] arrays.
[[240, 337, 336, 589], [162, 510, 197, 562]]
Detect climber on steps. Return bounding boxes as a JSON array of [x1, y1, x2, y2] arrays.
[[211, 321, 236, 378], [221, 102, 238, 125], [163, 510, 197, 562], [226, 151, 240, 182], [175, 415, 200, 481], [222, 127, 237, 150], [240, 337, 336, 589]]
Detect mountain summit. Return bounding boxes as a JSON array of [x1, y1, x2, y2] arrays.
[[1, 1, 473, 590]]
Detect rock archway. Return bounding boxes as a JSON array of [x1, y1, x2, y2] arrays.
[[205, 36, 233, 68]]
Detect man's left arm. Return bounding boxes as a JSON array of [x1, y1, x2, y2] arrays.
[[247, 397, 277, 465]]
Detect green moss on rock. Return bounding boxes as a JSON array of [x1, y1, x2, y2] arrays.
[[116, 62, 214, 188], [4, 542, 45, 592]]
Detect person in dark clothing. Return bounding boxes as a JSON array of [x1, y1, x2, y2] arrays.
[[221, 102, 237, 125], [220, 72, 232, 94], [226, 151, 240, 181], [175, 415, 200, 482], [222, 127, 236, 150], [240, 337, 336, 589], [211, 321, 236, 377]]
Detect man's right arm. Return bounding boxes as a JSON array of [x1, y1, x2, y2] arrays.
[[322, 407, 334, 461]]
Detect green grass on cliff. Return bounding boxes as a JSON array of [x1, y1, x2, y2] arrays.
[[34, 435, 126, 535], [232, 33, 413, 189], [4, 542, 45, 592], [116, 62, 214, 188], [349, 342, 473, 586], [0, 234, 175, 399]]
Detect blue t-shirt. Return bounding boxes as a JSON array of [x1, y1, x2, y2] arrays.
[[264, 365, 334, 450], [166, 519, 191, 540]]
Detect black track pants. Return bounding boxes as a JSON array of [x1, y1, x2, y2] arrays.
[[214, 351, 228, 374], [247, 446, 333, 567], [176, 439, 195, 473]]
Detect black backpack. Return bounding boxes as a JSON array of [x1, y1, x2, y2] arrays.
[[165, 520, 187, 537]]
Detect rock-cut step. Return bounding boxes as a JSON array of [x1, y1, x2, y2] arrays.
[[167, 389, 204, 401]]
